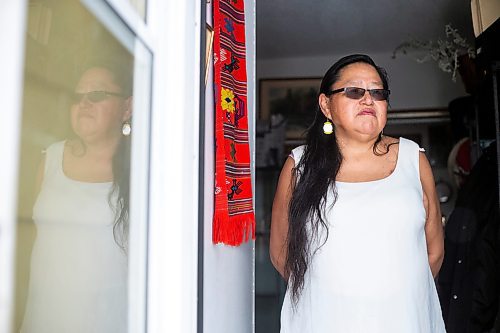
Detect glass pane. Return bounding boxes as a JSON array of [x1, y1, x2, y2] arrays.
[[15, 1, 139, 332]]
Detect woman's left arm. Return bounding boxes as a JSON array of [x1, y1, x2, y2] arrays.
[[419, 152, 444, 278]]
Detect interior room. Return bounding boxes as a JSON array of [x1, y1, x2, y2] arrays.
[[254, 1, 500, 332]]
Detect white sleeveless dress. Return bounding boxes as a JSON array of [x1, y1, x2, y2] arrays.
[[280, 137, 446, 333], [21, 141, 127, 333]]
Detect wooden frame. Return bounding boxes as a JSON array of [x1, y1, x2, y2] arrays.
[[259, 78, 321, 139], [205, 24, 214, 85]]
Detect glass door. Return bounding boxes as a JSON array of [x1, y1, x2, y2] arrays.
[[1, 0, 152, 332]]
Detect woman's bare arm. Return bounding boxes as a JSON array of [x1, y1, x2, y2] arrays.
[[419, 152, 444, 278], [35, 154, 46, 196], [270, 156, 295, 279]]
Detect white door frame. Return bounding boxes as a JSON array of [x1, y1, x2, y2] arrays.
[[146, 1, 201, 332]]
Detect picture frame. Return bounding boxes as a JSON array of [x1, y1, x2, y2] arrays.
[[259, 78, 321, 139], [386, 108, 449, 123], [384, 108, 451, 167]]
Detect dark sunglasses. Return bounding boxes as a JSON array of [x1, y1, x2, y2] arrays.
[[325, 87, 390, 101], [71, 91, 124, 104]]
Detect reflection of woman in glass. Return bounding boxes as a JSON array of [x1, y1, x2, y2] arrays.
[[21, 63, 132, 333]]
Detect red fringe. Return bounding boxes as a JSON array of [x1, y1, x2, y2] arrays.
[[213, 213, 256, 246]]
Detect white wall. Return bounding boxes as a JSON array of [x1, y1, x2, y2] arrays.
[[257, 51, 467, 109], [203, 0, 255, 332]]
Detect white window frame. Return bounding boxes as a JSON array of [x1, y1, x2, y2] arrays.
[[0, 1, 28, 332]]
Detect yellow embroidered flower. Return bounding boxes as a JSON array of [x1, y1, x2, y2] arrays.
[[221, 88, 235, 113]]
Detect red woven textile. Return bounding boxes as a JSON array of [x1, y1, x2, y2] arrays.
[[212, 0, 255, 246]]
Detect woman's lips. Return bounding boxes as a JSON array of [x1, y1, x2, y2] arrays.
[[77, 109, 94, 119], [358, 109, 375, 116]]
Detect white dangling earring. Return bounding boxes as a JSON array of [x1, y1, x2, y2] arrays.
[[323, 120, 333, 135], [122, 121, 131, 136]]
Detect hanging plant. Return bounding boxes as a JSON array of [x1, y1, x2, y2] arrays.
[[392, 24, 475, 82]]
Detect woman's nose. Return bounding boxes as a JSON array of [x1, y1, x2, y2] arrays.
[[360, 90, 374, 104], [78, 95, 92, 107]]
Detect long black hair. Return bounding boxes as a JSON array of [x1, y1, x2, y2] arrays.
[[75, 60, 133, 251], [285, 54, 390, 304], [107, 62, 133, 251], [111, 129, 131, 251]]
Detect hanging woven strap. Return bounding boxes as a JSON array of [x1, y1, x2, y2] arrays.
[[212, 0, 255, 246]]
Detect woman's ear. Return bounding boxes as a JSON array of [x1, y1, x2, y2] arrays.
[[318, 93, 332, 120], [123, 96, 133, 121]]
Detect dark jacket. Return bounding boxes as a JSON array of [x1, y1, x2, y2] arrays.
[[439, 143, 499, 333]]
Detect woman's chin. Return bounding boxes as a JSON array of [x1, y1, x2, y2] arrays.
[[355, 126, 382, 138], [73, 129, 100, 143]]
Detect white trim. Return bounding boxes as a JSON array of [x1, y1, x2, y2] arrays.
[[0, 1, 27, 332], [147, 0, 201, 332], [246, 1, 257, 331], [127, 39, 152, 333]]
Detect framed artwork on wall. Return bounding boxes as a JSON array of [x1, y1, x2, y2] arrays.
[[385, 108, 451, 167], [259, 78, 321, 139]]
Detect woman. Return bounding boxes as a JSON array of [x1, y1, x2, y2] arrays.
[[270, 54, 445, 332], [21, 63, 133, 333]]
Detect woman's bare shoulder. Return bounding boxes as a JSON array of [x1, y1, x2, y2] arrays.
[[382, 135, 400, 146]]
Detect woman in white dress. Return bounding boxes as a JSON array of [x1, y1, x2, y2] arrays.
[[21, 63, 133, 333], [270, 54, 446, 332]]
